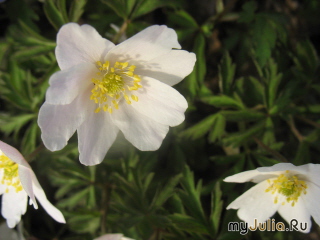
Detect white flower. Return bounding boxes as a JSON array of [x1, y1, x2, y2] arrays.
[[224, 163, 320, 233], [0, 141, 65, 228], [94, 233, 134, 240], [0, 222, 25, 240], [38, 23, 196, 166]]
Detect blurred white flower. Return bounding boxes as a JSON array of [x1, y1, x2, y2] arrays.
[[0, 141, 65, 228], [0, 222, 25, 240], [38, 23, 196, 166], [94, 233, 134, 240], [224, 163, 320, 233]]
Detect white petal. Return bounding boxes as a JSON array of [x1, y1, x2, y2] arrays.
[[224, 169, 279, 184], [0, 141, 30, 168], [302, 181, 320, 227], [38, 88, 91, 151], [135, 50, 196, 86], [94, 234, 124, 240], [257, 163, 309, 176], [18, 165, 36, 208], [300, 164, 320, 186], [77, 103, 119, 166], [131, 76, 188, 127], [56, 23, 115, 70], [112, 103, 169, 151], [106, 25, 181, 63], [1, 191, 28, 228], [278, 196, 311, 233], [0, 141, 36, 205], [31, 172, 65, 223], [227, 180, 280, 227], [46, 62, 96, 105], [0, 181, 6, 194]]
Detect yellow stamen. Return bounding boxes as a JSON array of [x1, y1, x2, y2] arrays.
[[0, 153, 23, 193], [131, 95, 138, 102], [265, 170, 307, 206], [90, 61, 142, 113]]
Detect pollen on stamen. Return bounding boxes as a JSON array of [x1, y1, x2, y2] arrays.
[[90, 60, 142, 113], [265, 171, 307, 207], [0, 154, 23, 193]]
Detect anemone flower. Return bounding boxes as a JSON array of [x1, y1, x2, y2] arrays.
[[94, 233, 134, 240], [0, 141, 65, 228], [38, 23, 196, 166], [224, 163, 320, 233]]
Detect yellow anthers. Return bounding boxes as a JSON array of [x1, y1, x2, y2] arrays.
[[0, 154, 23, 193], [131, 95, 138, 102], [265, 170, 307, 207], [90, 60, 142, 113]]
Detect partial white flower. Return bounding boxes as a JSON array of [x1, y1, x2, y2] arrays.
[[0, 222, 25, 240], [0, 141, 65, 228], [38, 23, 196, 166], [94, 233, 134, 240], [224, 163, 320, 233]]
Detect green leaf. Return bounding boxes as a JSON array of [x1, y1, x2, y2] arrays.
[[184, 33, 206, 98], [219, 52, 236, 95], [18, 20, 55, 46], [202, 95, 244, 109], [132, 0, 184, 19], [179, 166, 206, 225], [21, 121, 39, 155], [55, 179, 87, 199], [150, 173, 182, 209], [235, 77, 264, 107], [208, 114, 226, 143], [210, 182, 223, 236], [69, 0, 87, 22], [296, 104, 320, 114], [293, 40, 319, 75], [222, 120, 265, 147], [101, 0, 136, 19], [43, 0, 66, 30], [58, 187, 90, 209], [0, 114, 35, 137], [254, 154, 279, 166], [169, 213, 209, 234], [68, 211, 101, 234], [167, 10, 198, 28], [12, 46, 55, 61], [264, 59, 282, 109], [181, 114, 217, 140], [261, 117, 275, 145], [293, 141, 310, 165], [253, 16, 277, 67], [220, 110, 265, 122], [57, 0, 69, 22], [238, 1, 257, 23]]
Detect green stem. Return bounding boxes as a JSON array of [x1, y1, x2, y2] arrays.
[[25, 143, 45, 162], [112, 20, 129, 44], [253, 137, 289, 163], [287, 116, 305, 142]]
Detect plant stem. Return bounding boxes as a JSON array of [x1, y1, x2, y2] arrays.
[[112, 20, 129, 44], [253, 137, 289, 162], [287, 116, 305, 142], [25, 143, 45, 162]]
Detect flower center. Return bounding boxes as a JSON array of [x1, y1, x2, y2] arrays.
[[265, 170, 307, 206], [0, 153, 23, 193], [90, 61, 142, 113]]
